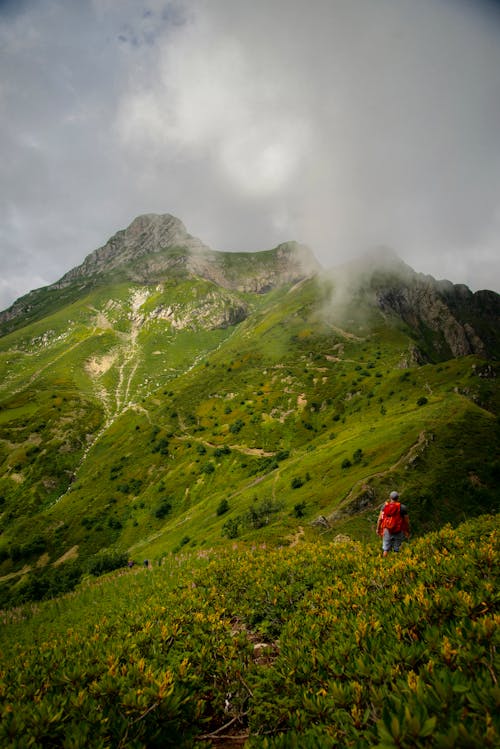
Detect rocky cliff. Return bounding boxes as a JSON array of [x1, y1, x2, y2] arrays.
[[55, 214, 210, 285], [363, 251, 500, 360]]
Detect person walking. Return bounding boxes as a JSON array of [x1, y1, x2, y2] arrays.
[[376, 490, 410, 557]]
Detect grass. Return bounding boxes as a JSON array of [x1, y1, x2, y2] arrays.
[[0, 265, 498, 606]]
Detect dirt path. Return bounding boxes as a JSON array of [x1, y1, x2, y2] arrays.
[[326, 322, 363, 341], [288, 526, 304, 546]]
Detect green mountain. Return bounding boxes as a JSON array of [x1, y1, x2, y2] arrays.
[[0, 213, 498, 604]]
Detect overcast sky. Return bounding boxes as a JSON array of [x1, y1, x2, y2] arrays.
[[1, 0, 500, 311]]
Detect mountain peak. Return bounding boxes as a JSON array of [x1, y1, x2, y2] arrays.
[[334, 246, 416, 282], [56, 213, 210, 286]]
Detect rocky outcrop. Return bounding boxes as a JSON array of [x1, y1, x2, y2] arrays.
[[357, 251, 500, 361], [193, 241, 319, 294], [149, 291, 248, 331], [377, 283, 488, 358], [55, 214, 210, 285]]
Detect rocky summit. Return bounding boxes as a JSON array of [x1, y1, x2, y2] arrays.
[[56, 213, 211, 283]]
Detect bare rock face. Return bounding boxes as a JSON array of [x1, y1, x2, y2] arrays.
[[359, 252, 500, 360], [56, 214, 209, 285], [377, 283, 487, 358]]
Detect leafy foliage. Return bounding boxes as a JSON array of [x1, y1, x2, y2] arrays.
[[0, 515, 497, 747]]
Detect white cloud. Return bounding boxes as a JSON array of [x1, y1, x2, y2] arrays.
[[116, 16, 311, 196]]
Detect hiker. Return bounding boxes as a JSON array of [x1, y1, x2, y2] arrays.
[[376, 490, 410, 557]]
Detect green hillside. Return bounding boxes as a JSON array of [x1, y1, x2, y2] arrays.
[[0, 515, 498, 747], [0, 249, 498, 608]]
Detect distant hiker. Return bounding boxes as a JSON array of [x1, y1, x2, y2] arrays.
[[376, 490, 410, 557]]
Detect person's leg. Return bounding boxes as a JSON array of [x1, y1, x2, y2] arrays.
[[392, 532, 405, 552], [382, 529, 392, 557]]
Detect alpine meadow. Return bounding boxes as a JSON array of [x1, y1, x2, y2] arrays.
[[0, 214, 498, 747]]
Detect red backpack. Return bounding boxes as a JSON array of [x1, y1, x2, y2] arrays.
[[383, 501, 403, 533]]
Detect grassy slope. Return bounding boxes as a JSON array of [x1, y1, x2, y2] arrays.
[[0, 514, 498, 747], [0, 275, 498, 596]]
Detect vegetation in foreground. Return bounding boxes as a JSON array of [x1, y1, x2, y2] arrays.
[[0, 514, 498, 748]]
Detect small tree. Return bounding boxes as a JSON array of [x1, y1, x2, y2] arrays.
[[222, 518, 240, 539], [155, 500, 172, 519], [216, 499, 229, 516], [293, 501, 306, 518]]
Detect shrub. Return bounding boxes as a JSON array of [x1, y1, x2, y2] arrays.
[[214, 446, 231, 457], [117, 478, 143, 495], [244, 498, 283, 529], [86, 550, 128, 576], [154, 500, 172, 519], [293, 501, 306, 518], [222, 517, 240, 538], [276, 450, 290, 462], [216, 499, 229, 516], [229, 419, 245, 434]]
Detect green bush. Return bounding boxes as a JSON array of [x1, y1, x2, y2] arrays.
[[86, 550, 128, 576], [155, 500, 173, 519], [229, 419, 245, 434], [216, 499, 229, 516], [222, 517, 240, 538], [293, 501, 306, 518]]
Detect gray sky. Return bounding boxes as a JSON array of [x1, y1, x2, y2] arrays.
[[1, 0, 500, 311]]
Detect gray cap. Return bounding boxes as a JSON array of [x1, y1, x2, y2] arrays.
[[389, 491, 399, 499]]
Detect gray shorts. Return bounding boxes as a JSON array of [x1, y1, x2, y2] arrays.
[[382, 529, 405, 552]]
